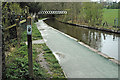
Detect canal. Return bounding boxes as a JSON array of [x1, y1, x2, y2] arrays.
[[44, 19, 120, 60], [36, 19, 119, 78]]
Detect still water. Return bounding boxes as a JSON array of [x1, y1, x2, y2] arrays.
[[44, 19, 120, 60]]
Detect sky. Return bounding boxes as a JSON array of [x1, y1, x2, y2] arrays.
[[91, 0, 120, 2]]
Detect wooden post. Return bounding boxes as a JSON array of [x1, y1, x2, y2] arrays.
[[25, 6, 29, 20], [18, 15, 21, 21], [2, 28, 5, 79], [27, 16, 33, 78], [15, 19, 20, 48], [25, 6, 28, 26]]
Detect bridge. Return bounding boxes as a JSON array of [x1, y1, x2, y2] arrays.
[[38, 11, 67, 14]]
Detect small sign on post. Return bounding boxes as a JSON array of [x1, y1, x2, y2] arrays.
[[27, 16, 33, 78], [27, 25, 32, 35]]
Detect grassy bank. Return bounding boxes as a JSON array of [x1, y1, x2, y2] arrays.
[[102, 9, 118, 26], [56, 8, 120, 33], [5, 20, 66, 79], [56, 9, 119, 33]]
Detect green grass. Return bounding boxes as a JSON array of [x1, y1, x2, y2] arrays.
[[32, 22, 43, 40], [103, 9, 118, 26], [5, 43, 49, 80], [42, 44, 66, 78], [21, 22, 43, 41], [38, 18, 47, 20]]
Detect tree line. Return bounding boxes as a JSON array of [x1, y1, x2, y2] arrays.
[[105, 2, 120, 9], [38, 2, 104, 26]]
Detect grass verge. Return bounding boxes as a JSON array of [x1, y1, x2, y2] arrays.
[[33, 44, 66, 79], [32, 22, 43, 40], [5, 43, 49, 80]]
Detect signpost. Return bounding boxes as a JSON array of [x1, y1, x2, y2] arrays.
[[27, 16, 33, 78], [25, 6, 33, 79]]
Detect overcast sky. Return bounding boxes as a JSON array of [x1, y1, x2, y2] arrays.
[[91, 0, 120, 2]]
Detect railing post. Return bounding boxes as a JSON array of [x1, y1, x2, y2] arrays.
[[27, 16, 33, 78], [25, 6, 29, 27], [1, 27, 5, 79], [25, 6, 29, 20], [15, 19, 20, 48]]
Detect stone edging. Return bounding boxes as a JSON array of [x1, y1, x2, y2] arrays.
[[59, 21, 120, 34]]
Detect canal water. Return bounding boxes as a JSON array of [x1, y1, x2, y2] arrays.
[[44, 19, 120, 60], [36, 19, 119, 78]]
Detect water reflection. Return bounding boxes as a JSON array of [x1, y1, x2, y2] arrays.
[[44, 19, 120, 60]]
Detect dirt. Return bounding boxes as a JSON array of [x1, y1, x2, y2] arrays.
[[34, 45, 53, 75]]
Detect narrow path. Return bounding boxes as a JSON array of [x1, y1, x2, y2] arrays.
[[25, 39, 44, 45], [36, 19, 119, 78], [32, 40, 45, 44]]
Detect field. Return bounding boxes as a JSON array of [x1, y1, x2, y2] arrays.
[[102, 9, 118, 26]]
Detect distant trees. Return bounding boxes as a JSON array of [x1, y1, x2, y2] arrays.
[[2, 2, 104, 27], [118, 1, 120, 9], [54, 2, 103, 26], [2, 2, 23, 27], [82, 2, 103, 26], [27, 2, 42, 14], [2, 2, 9, 27], [9, 3, 22, 15], [106, 2, 119, 9]]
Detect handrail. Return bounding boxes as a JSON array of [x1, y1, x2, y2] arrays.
[[5, 19, 26, 30]]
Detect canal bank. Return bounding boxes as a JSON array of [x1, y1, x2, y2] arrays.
[[57, 19, 120, 34], [37, 19, 119, 78]]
